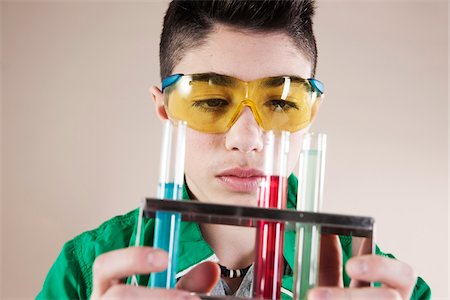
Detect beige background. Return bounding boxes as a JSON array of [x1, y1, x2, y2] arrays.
[[1, 0, 448, 299]]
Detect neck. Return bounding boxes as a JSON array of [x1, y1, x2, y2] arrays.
[[200, 223, 255, 269]]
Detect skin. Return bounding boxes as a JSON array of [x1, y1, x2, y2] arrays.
[[90, 25, 417, 299]]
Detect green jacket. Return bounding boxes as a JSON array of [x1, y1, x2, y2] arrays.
[[37, 175, 431, 299]]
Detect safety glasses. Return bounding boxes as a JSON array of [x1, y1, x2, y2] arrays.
[[162, 73, 324, 133]]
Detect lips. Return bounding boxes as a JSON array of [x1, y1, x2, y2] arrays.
[[216, 168, 264, 192]]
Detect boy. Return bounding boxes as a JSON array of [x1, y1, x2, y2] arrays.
[[38, 1, 431, 299]]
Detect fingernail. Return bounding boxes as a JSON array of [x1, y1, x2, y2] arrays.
[[147, 252, 154, 265], [182, 294, 199, 300], [310, 289, 331, 300], [147, 252, 163, 267], [347, 259, 368, 275]]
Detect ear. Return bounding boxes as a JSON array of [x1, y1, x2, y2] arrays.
[[310, 94, 324, 122], [149, 86, 169, 120]]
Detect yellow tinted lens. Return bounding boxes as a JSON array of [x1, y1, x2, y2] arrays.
[[165, 75, 239, 133], [250, 77, 314, 132]]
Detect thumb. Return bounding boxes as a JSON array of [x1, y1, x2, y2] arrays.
[[176, 261, 220, 294], [318, 234, 343, 287]]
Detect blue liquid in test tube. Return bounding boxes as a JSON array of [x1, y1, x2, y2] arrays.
[[149, 120, 187, 289], [150, 183, 183, 288]]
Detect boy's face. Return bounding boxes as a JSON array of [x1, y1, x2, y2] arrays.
[[152, 25, 313, 206]]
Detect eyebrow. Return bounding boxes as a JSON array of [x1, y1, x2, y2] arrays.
[[261, 76, 306, 87], [193, 73, 236, 87]]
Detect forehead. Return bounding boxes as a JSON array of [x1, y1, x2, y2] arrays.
[[172, 25, 312, 81]]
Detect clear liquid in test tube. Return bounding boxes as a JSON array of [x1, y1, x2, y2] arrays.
[[149, 120, 187, 289], [253, 131, 290, 300], [293, 133, 327, 300]]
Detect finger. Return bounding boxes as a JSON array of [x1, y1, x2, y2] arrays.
[[103, 285, 199, 300], [318, 234, 343, 287], [350, 237, 373, 288], [346, 255, 416, 299], [356, 237, 373, 256], [308, 287, 402, 300], [92, 247, 168, 297], [176, 261, 220, 293]]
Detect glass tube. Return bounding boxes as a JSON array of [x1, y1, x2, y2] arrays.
[[293, 133, 327, 300], [149, 120, 187, 289], [253, 131, 290, 300]]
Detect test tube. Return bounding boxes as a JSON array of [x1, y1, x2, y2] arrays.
[[149, 120, 187, 288], [293, 133, 327, 300], [253, 131, 290, 300]]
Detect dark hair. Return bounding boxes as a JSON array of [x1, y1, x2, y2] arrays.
[[160, 0, 318, 79]]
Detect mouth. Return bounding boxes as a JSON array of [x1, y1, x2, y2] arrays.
[[216, 168, 264, 193]]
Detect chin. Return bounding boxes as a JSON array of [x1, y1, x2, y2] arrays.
[[221, 193, 258, 207]]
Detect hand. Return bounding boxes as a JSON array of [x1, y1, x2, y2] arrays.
[[308, 234, 417, 300], [90, 246, 220, 299]]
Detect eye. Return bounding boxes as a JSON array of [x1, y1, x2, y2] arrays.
[[265, 100, 299, 112], [192, 98, 229, 111]]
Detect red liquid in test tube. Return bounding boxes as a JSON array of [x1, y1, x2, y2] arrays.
[[254, 175, 288, 299]]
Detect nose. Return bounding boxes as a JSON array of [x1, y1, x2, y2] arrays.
[[225, 106, 263, 153]]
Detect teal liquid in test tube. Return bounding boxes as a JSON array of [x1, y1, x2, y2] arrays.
[[293, 133, 327, 300], [149, 120, 187, 289]]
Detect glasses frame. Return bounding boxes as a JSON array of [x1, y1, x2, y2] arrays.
[[162, 73, 324, 95]]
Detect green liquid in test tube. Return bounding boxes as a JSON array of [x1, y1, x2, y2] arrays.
[[293, 134, 327, 300]]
